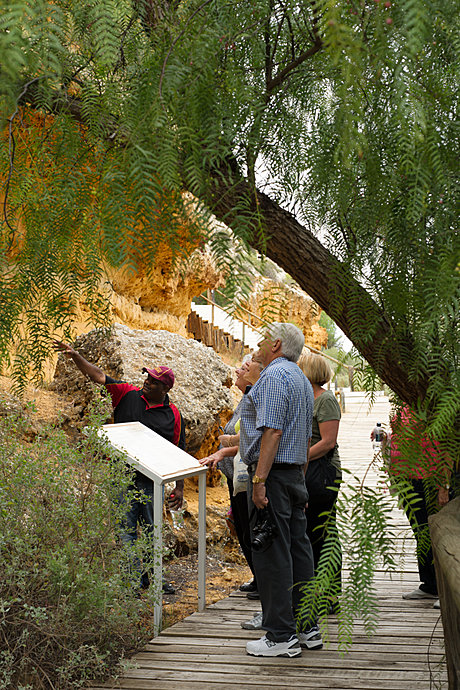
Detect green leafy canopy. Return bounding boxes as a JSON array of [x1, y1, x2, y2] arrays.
[[1, 0, 459, 668]]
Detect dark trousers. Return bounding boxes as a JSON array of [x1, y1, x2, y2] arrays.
[[248, 465, 316, 642], [117, 472, 157, 589], [396, 471, 459, 595], [227, 478, 256, 585], [403, 478, 438, 595], [305, 478, 342, 599]]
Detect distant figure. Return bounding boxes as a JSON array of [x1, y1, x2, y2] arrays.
[[298, 350, 342, 614], [239, 323, 322, 658], [53, 340, 185, 594], [373, 406, 455, 607]]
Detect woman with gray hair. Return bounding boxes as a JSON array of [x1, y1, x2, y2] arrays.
[[200, 354, 263, 597], [298, 349, 342, 615]]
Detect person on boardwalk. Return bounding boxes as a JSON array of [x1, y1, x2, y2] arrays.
[[199, 355, 263, 599], [373, 406, 456, 608], [298, 351, 342, 614], [53, 340, 185, 594], [239, 323, 322, 658]]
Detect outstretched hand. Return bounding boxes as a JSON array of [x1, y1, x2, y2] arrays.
[[53, 340, 76, 356], [199, 451, 222, 468]]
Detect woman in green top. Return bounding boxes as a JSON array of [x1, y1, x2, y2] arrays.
[[298, 351, 342, 613]]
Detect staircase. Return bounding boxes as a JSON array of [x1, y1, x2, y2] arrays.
[[186, 309, 253, 359], [187, 295, 356, 396]]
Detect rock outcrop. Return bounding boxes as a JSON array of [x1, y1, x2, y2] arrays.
[[239, 274, 328, 351], [52, 324, 233, 457], [107, 246, 224, 336]]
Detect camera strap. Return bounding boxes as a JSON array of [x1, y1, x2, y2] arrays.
[[249, 504, 275, 526]]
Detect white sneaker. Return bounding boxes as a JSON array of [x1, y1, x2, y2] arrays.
[[246, 634, 301, 657], [241, 612, 264, 630], [402, 587, 438, 600], [298, 625, 323, 650], [433, 599, 440, 609]]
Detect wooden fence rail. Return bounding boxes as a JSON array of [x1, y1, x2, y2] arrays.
[[186, 311, 251, 359], [430, 496, 460, 689]]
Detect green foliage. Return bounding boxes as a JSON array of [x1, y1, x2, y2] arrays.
[[1, 0, 458, 428], [0, 1, 459, 658], [0, 393, 160, 689], [319, 312, 343, 350]]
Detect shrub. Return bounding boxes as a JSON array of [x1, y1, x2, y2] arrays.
[[0, 394, 159, 689]]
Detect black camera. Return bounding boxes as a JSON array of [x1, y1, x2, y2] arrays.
[[251, 508, 277, 552]]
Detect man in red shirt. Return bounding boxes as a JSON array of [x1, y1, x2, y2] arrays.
[[54, 340, 185, 593]]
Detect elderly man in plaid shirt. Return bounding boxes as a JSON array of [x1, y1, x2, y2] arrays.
[[240, 322, 322, 658]]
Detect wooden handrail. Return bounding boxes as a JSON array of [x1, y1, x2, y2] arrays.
[[195, 292, 353, 373], [212, 287, 269, 327], [199, 293, 264, 334]]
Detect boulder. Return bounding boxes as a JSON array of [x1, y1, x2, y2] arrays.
[[52, 324, 233, 456]]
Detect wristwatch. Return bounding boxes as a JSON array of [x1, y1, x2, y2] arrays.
[[252, 475, 265, 484]]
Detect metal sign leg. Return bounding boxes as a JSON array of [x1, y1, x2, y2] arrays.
[[153, 480, 163, 636], [197, 472, 206, 612]]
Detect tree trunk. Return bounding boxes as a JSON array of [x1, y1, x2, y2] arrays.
[[206, 165, 427, 405]]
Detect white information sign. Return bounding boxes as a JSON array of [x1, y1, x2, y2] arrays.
[[99, 421, 205, 482], [98, 421, 207, 634]]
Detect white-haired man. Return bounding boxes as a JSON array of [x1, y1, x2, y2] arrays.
[[240, 322, 322, 657]]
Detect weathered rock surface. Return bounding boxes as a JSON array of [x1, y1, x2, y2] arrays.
[[52, 324, 233, 456], [107, 246, 224, 336], [241, 275, 328, 351]]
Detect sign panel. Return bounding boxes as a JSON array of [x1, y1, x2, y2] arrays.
[[98, 420, 208, 631], [98, 421, 207, 484]]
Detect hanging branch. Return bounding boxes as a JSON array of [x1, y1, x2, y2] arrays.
[[3, 77, 43, 248]]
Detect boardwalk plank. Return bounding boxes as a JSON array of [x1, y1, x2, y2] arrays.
[[92, 670, 440, 690], [125, 659, 436, 681], [133, 651, 443, 672]]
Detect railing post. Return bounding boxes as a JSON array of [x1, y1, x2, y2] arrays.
[[207, 289, 214, 328], [429, 497, 460, 689], [348, 366, 355, 392]]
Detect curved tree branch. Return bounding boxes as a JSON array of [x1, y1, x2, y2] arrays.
[[267, 39, 322, 91], [15, 85, 427, 405], [205, 161, 427, 405]]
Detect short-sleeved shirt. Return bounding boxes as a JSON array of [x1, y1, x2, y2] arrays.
[[218, 395, 246, 480], [239, 357, 313, 466], [311, 390, 341, 471], [390, 406, 440, 480], [105, 376, 185, 450]]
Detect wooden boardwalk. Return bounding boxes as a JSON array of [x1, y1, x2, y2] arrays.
[[93, 398, 447, 690]]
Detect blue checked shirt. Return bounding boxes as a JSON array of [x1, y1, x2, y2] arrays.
[[239, 357, 313, 466]]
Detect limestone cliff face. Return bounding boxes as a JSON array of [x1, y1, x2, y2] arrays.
[[238, 276, 328, 351], [106, 247, 223, 335], [1, 109, 224, 342]]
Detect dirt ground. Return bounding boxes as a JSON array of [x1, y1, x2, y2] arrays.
[[160, 476, 253, 627], [161, 543, 252, 628]]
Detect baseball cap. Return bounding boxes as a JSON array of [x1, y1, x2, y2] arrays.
[[142, 366, 175, 390]]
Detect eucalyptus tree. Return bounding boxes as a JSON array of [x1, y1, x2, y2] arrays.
[[1, 0, 458, 452]]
